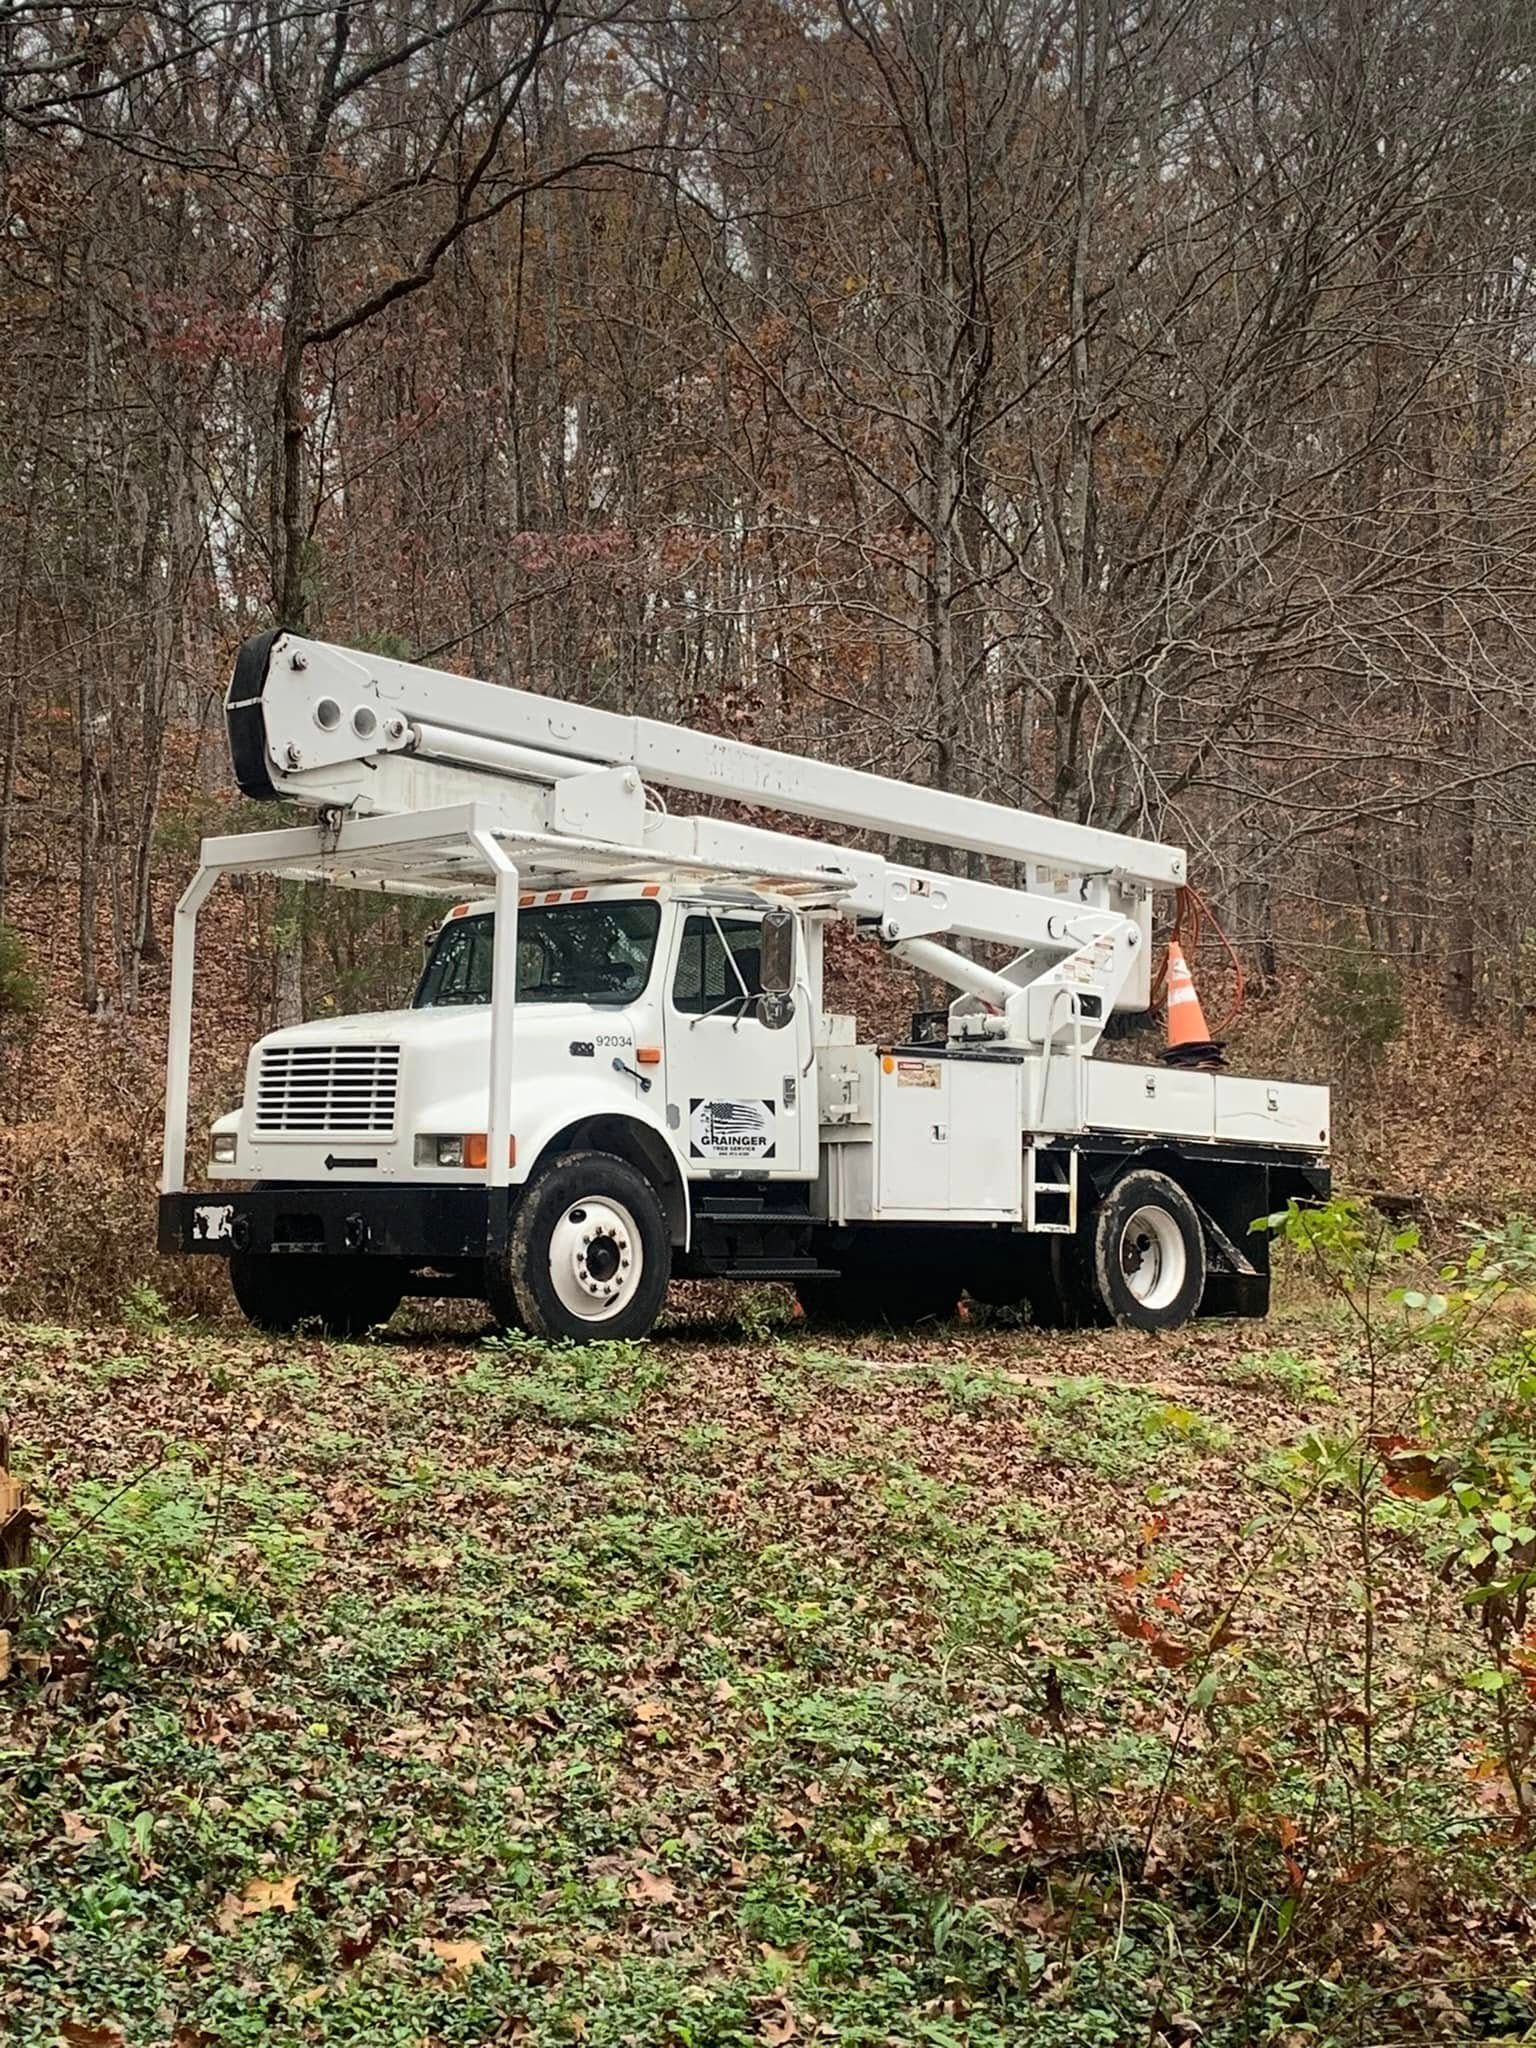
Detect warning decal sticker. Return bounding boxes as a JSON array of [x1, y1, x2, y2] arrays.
[[689, 1098, 777, 1161], [895, 1059, 941, 1089]]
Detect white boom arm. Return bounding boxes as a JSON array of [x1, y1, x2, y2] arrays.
[[225, 631, 1187, 1045]]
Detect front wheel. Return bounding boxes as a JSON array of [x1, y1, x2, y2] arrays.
[[489, 1150, 672, 1342], [1089, 1169, 1206, 1332]]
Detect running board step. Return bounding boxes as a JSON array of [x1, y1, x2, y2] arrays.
[[691, 1195, 814, 1220], [713, 1260, 841, 1281]]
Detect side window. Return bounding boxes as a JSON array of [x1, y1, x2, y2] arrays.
[[672, 916, 764, 1017], [417, 916, 493, 1006]]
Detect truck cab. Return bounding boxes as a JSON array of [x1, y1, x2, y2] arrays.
[[200, 883, 831, 1338]]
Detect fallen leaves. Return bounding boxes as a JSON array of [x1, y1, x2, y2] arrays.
[[214, 1872, 299, 1932], [418, 1936, 487, 1977], [1111, 1604, 1193, 1668], [1370, 1434, 1450, 1500], [9, 1303, 1535, 2047], [1018, 1783, 1075, 1853], [21, 1907, 63, 1954]]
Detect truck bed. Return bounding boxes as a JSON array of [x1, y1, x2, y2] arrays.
[[817, 1044, 1328, 1226]]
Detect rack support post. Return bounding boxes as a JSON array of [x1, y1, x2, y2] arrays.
[[473, 829, 519, 1249], [160, 865, 219, 1195]]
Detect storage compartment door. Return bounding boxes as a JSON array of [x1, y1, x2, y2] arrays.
[[947, 1063, 1022, 1216], [875, 1056, 952, 1213], [1215, 1077, 1331, 1149], [1086, 1062, 1218, 1140]]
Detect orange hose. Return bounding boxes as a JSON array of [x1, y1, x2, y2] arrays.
[[1152, 884, 1246, 1036]]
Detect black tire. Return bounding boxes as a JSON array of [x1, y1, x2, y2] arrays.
[[1022, 1233, 1102, 1329], [489, 1150, 671, 1342], [1088, 1169, 1206, 1332], [228, 1253, 403, 1337]]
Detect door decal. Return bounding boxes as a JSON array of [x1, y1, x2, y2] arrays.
[[689, 1098, 776, 1161]]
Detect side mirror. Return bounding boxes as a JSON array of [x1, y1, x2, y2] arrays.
[[760, 907, 795, 994]]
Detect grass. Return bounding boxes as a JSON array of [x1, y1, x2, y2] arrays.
[[0, 1303, 1532, 2046], [1215, 1342, 1345, 1406]]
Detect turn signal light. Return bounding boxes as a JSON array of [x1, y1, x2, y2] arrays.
[[462, 1134, 515, 1169], [636, 1046, 662, 1065]]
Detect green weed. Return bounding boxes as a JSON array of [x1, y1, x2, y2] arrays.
[[1219, 1343, 1341, 1405], [119, 1281, 174, 1331], [467, 1328, 667, 1428], [1043, 1374, 1231, 1476]]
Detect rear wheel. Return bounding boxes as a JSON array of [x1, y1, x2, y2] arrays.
[[489, 1150, 671, 1342], [1025, 1234, 1101, 1329], [228, 1253, 403, 1337], [1088, 1169, 1205, 1331]]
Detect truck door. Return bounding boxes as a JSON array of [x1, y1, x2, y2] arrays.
[[664, 909, 806, 1178]]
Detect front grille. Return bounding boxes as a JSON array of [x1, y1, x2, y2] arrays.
[[254, 1044, 400, 1137]]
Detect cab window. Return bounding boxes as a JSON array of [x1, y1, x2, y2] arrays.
[[672, 915, 763, 1016], [415, 900, 661, 1009]]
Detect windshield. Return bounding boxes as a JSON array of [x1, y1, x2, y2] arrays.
[[414, 901, 661, 1010]]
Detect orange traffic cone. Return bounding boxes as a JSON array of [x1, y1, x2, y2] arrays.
[[1162, 941, 1226, 1070]]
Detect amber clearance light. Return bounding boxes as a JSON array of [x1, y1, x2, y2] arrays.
[[461, 1134, 515, 1170]]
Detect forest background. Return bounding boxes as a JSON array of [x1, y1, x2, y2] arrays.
[[3, 0, 1535, 1313]]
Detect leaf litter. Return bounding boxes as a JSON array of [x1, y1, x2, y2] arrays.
[[0, 1303, 1531, 2044]]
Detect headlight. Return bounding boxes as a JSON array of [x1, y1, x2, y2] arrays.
[[211, 1132, 238, 1164], [416, 1134, 466, 1167]]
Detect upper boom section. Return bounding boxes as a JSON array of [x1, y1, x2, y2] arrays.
[[227, 630, 1186, 893]]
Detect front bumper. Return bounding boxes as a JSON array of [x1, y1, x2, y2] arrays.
[[158, 1185, 511, 1261]]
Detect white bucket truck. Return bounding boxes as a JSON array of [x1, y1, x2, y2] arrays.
[[158, 631, 1329, 1338]]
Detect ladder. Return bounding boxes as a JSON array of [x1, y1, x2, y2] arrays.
[[1025, 1147, 1079, 1234]]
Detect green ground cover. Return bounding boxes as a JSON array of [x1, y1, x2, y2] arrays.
[[1, 1283, 1532, 2046]]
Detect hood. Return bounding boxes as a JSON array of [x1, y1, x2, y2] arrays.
[[254, 1003, 642, 1057]]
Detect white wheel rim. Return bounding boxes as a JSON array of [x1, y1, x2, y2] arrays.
[[1119, 1204, 1186, 1312], [548, 1196, 643, 1323]]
